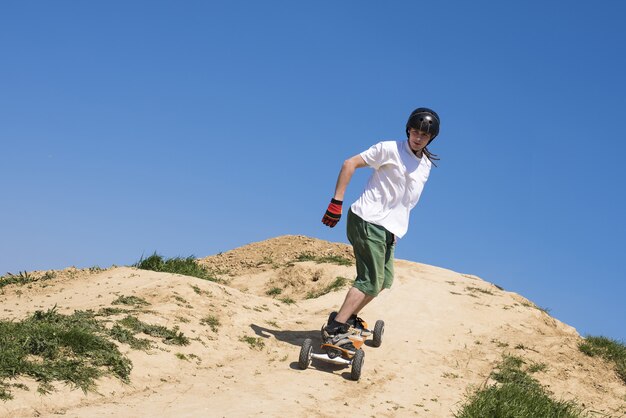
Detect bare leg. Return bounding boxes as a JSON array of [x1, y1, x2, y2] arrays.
[[350, 288, 384, 320], [353, 290, 379, 315], [335, 287, 375, 323]]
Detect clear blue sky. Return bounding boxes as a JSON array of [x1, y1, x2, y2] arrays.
[[1, 2, 625, 342]]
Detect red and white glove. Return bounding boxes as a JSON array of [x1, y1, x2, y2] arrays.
[[321, 198, 343, 228]]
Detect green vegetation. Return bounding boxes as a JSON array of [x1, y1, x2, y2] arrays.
[[265, 287, 282, 296], [278, 297, 295, 305], [295, 253, 353, 266], [190, 284, 212, 297], [109, 324, 152, 350], [579, 336, 626, 384], [527, 361, 548, 373], [112, 295, 150, 307], [0, 271, 56, 289], [305, 276, 348, 299], [465, 286, 494, 296], [134, 253, 220, 282], [294, 253, 317, 262], [520, 300, 551, 314], [455, 355, 588, 418], [0, 307, 132, 400], [117, 315, 189, 346], [97, 307, 132, 316], [256, 256, 279, 269], [491, 339, 509, 348], [174, 353, 200, 362], [240, 336, 265, 350], [200, 315, 221, 332], [173, 295, 193, 309]]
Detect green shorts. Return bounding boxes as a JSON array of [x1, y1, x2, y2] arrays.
[[346, 209, 395, 297]]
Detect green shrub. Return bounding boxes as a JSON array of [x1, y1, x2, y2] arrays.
[[455, 355, 587, 418], [579, 336, 626, 384], [0, 307, 132, 399], [135, 253, 219, 282]]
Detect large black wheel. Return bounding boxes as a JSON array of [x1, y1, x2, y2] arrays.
[[299, 338, 313, 370], [372, 320, 385, 347], [350, 349, 365, 381]]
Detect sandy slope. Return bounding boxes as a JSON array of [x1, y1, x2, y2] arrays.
[[0, 236, 624, 417]]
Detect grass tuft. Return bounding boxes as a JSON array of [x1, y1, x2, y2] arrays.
[[117, 315, 190, 346], [465, 286, 494, 296], [265, 287, 283, 296], [305, 276, 348, 299], [455, 355, 588, 417], [0, 271, 56, 289], [200, 315, 221, 333], [295, 253, 353, 266], [240, 336, 265, 350], [191, 284, 212, 296], [527, 361, 547, 373], [97, 307, 132, 316], [134, 253, 220, 282], [0, 306, 132, 399], [112, 295, 150, 307], [579, 336, 626, 384], [109, 324, 152, 350], [278, 297, 295, 305]]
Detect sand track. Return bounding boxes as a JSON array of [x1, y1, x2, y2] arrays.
[[1, 236, 624, 417]]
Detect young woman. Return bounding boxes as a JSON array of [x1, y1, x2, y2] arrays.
[[321, 107, 441, 345]]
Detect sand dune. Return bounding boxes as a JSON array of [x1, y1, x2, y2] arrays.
[[0, 236, 624, 417]]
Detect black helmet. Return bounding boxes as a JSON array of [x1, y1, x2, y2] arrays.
[[405, 107, 440, 141]]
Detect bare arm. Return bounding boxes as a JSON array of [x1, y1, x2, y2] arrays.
[[332, 154, 368, 201]]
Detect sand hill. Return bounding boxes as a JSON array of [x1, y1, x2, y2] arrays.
[[0, 235, 624, 417]]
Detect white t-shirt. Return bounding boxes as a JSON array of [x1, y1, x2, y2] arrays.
[[350, 140, 431, 239]]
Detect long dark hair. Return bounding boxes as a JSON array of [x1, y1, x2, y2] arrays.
[[423, 146, 439, 166]]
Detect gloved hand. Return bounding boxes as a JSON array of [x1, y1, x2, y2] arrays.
[[322, 198, 343, 228]]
